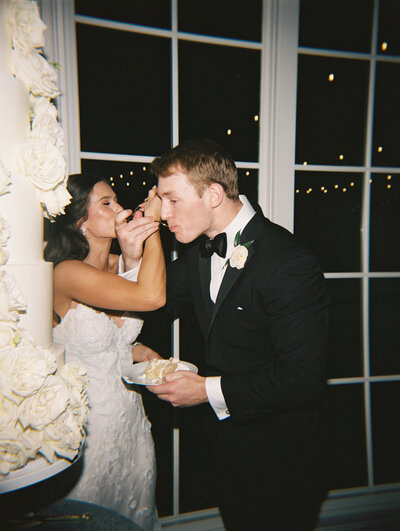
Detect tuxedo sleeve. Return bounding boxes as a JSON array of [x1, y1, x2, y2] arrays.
[[221, 252, 330, 422]]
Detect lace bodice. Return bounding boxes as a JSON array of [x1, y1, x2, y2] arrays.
[[53, 304, 160, 530], [54, 304, 143, 376]]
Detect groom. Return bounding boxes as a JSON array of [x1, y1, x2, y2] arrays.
[[146, 138, 330, 530]]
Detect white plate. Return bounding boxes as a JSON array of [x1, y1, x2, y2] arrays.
[[122, 359, 198, 386]]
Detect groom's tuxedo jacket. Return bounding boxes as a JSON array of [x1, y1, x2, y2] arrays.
[[165, 207, 330, 506]]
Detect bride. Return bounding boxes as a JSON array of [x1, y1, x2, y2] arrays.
[[44, 173, 165, 530]]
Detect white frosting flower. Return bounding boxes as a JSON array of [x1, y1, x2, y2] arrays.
[[0, 343, 56, 404], [0, 309, 19, 326], [41, 409, 84, 462], [0, 248, 8, 266], [0, 215, 10, 246], [229, 245, 249, 269], [32, 108, 63, 142], [0, 212, 10, 264], [0, 322, 17, 349], [18, 375, 69, 430], [0, 160, 11, 196], [31, 99, 64, 153], [17, 137, 66, 192], [30, 95, 57, 119], [0, 393, 18, 430], [12, 47, 60, 98], [0, 270, 26, 316], [60, 363, 89, 394], [0, 426, 38, 474], [59, 363, 89, 427], [39, 181, 72, 219], [8, 0, 47, 52]]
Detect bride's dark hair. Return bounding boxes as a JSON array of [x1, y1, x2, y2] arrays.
[[44, 173, 107, 266]]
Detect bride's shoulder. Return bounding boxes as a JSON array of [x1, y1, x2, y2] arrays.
[[53, 260, 95, 279]]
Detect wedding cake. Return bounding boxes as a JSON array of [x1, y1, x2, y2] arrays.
[[0, 0, 53, 348], [0, 0, 88, 490]]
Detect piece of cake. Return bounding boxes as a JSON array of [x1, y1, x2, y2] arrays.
[[142, 358, 186, 384]]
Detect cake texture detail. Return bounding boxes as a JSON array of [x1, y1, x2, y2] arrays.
[[141, 358, 189, 384]]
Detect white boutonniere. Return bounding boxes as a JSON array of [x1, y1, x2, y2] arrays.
[[228, 231, 254, 269]]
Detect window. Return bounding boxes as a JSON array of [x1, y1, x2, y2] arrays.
[[295, 0, 400, 493]]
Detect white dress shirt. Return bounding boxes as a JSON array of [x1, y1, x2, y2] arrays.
[[205, 195, 256, 420], [118, 255, 141, 281]]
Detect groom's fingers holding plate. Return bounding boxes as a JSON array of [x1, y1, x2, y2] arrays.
[[146, 381, 169, 394], [146, 381, 174, 403]]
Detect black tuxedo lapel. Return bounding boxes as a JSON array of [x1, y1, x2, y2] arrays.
[[207, 245, 255, 335], [206, 211, 265, 337], [199, 253, 211, 296], [198, 253, 214, 318]]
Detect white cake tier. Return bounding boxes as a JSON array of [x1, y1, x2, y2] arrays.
[[0, 171, 53, 348], [0, 74, 30, 174], [0, 1, 31, 174], [0, 1, 53, 349], [0, 1, 11, 74], [1, 173, 45, 263], [5, 262, 53, 348]]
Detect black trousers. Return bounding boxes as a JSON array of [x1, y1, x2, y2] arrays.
[[208, 413, 328, 531]]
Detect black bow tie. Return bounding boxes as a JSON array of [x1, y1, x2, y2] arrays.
[[200, 232, 227, 259]]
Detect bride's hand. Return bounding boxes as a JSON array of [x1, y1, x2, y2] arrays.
[[132, 342, 163, 363], [115, 210, 159, 271], [143, 186, 161, 220]]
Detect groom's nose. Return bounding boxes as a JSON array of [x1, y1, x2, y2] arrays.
[[160, 202, 170, 221]]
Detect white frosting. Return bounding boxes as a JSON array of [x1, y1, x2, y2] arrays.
[[0, 75, 30, 172], [48, 341, 65, 369], [0, 0, 52, 348]]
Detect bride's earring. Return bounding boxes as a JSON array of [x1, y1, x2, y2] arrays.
[[81, 226, 87, 236]]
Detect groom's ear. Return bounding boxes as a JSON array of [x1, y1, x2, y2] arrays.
[[207, 183, 224, 209]]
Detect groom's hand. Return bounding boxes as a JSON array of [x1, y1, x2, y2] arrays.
[[147, 371, 208, 407]]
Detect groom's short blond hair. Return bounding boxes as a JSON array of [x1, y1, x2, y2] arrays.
[[151, 138, 239, 200]]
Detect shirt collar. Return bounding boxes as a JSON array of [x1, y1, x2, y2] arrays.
[[213, 195, 256, 264]]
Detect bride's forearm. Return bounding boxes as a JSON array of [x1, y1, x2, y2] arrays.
[[132, 342, 163, 363], [136, 231, 166, 307]]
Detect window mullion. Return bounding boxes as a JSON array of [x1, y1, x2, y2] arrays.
[[259, 0, 299, 232], [363, 0, 380, 489]]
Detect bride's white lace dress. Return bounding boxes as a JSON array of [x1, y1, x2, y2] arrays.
[[53, 303, 160, 531]]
